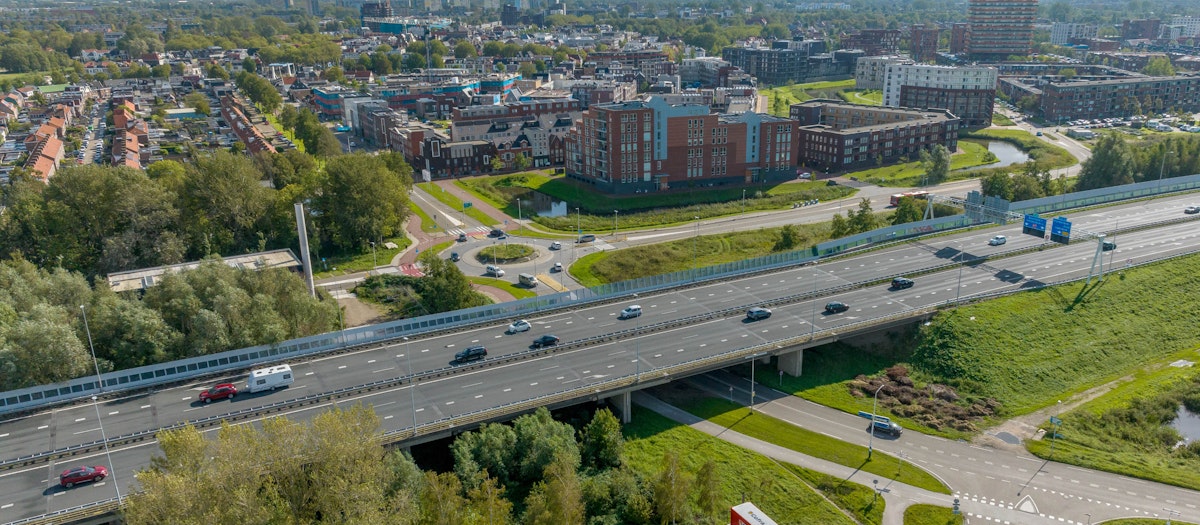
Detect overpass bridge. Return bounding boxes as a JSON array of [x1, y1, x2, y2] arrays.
[[3, 186, 1200, 524]]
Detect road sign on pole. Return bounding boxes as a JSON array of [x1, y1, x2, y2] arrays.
[[1050, 217, 1072, 244], [1022, 214, 1047, 238]]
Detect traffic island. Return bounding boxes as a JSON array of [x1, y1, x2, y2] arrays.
[[476, 243, 536, 264]]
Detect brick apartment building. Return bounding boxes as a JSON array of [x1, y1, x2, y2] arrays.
[[790, 100, 959, 172], [1036, 75, 1200, 121], [722, 41, 859, 86], [950, 23, 970, 54], [882, 63, 998, 127], [910, 25, 940, 62], [841, 29, 902, 56], [565, 98, 799, 194], [450, 98, 581, 169], [966, 0, 1037, 61], [1121, 19, 1161, 40]]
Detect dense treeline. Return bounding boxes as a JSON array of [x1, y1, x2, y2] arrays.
[[355, 253, 492, 317], [1075, 134, 1200, 191], [0, 151, 413, 278], [234, 71, 282, 113], [278, 105, 343, 157], [127, 405, 724, 525], [0, 257, 339, 390]]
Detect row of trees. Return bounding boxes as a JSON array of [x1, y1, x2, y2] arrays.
[[126, 405, 723, 525], [0, 150, 413, 278], [277, 105, 343, 158], [1076, 134, 1200, 191], [234, 71, 283, 113], [0, 257, 339, 390]]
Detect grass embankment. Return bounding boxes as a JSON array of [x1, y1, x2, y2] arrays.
[[749, 253, 1200, 485], [675, 395, 951, 494], [426, 240, 454, 257], [763, 79, 858, 116], [991, 113, 1015, 126], [407, 201, 441, 233], [1104, 521, 1198, 525], [904, 504, 962, 525], [458, 173, 855, 233], [476, 243, 534, 263], [624, 406, 860, 525], [312, 237, 411, 279], [843, 141, 996, 187], [417, 182, 498, 226], [960, 128, 1077, 173], [839, 89, 883, 106], [466, 277, 536, 299]]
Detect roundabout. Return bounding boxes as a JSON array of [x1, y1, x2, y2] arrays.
[[476, 243, 536, 264]]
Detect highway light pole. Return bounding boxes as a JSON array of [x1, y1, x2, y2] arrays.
[[517, 199, 523, 222], [955, 241, 965, 304], [1159, 150, 1173, 183], [633, 292, 640, 381], [575, 207, 581, 236], [868, 382, 886, 459], [81, 305, 122, 505], [405, 336, 417, 434], [692, 216, 700, 280], [809, 263, 819, 341]]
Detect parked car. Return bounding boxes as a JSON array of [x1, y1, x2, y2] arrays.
[[454, 346, 487, 363], [199, 383, 237, 403], [507, 319, 531, 333], [745, 307, 772, 320], [890, 277, 915, 290], [988, 235, 1007, 246], [619, 305, 642, 319], [531, 335, 560, 349], [59, 465, 108, 488], [824, 301, 850, 314]]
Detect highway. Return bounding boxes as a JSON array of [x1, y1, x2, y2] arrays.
[[2, 194, 1199, 523]]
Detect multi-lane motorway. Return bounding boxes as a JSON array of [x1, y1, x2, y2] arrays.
[[3, 194, 1200, 523]]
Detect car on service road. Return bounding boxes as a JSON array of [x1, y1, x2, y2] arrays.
[[507, 319, 531, 333], [824, 301, 850, 314], [891, 277, 915, 290], [59, 465, 108, 488], [531, 335, 560, 348], [988, 235, 1007, 246], [454, 346, 487, 363], [457, 233, 468, 242], [199, 383, 237, 403], [745, 307, 772, 320]]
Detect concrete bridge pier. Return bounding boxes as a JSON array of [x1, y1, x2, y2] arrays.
[[778, 348, 803, 377], [608, 391, 632, 423]]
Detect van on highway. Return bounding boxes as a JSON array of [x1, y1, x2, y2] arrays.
[[246, 364, 294, 393]]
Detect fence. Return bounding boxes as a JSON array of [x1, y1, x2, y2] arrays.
[[2, 175, 1197, 415]]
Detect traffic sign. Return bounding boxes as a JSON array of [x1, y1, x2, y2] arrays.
[[1022, 214, 1046, 238], [463, 202, 473, 209], [1050, 217, 1072, 244], [1050, 416, 1062, 426]]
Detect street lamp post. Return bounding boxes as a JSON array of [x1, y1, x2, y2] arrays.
[[692, 216, 700, 278], [404, 337, 417, 434], [517, 199, 523, 222], [575, 207, 581, 236], [80, 305, 122, 505], [809, 263, 819, 340], [868, 383, 886, 459], [741, 189, 746, 215], [369, 241, 377, 271], [750, 355, 757, 413], [613, 210, 618, 236], [1159, 150, 1173, 183], [1163, 507, 1180, 525], [955, 242, 965, 304]]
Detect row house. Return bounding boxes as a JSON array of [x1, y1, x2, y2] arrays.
[[564, 97, 801, 194], [220, 95, 277, 155], [790, 99, 959, 172]]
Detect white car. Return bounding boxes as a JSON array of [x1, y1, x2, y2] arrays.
[[507, 320, 531, 333], [485, 264, 504, 277], [549, 241, 561, 250], [619, 305, 642, 319], [988, 235, 1007, 246]]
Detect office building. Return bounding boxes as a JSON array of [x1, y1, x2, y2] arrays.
[[1170, 16, 1200, 38], [564, 98, 800, 194], [882, 63, 997, 127], [790, 99, 959, 172], [361, 0, 392, 21], [966, 0, 1037, 60]]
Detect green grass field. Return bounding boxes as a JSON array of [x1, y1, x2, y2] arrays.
[[960, 128, 1076, 171], [903, 504, 962, 525], [466, 276, 536, 299], [674, 396, 951, 494], [781, 464, 885, 525], [763, 79, 858, 116], [846, 140, 997, 187], [839, 89, 884, 106], [991, 113, 1015, 126], [312, 236, 411, 279], [407, 201, 441, 233], [457, 173, 856, 233], [425, 239, 454, 257], [624, 406, 859, 524], [417, 182, 498, 226], [476, 243, 534, 263]]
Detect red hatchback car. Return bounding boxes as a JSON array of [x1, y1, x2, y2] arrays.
[[59, 465, 107, 488], [199, 383, 238, 403]]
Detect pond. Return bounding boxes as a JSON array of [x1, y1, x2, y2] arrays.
[[517, 192, 569, 218], [1172, 405, 1200, 444], [964, 140, 1031, 168]]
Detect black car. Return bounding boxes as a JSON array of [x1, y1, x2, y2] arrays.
[[488, 229, 504, 237], [531, 335, 561, 349], [1101, 241, 1116, 251], [457, 233, 468, 242], [454, 346, 487, 363], [891, 277, 915, 290], [745, 307, 772, 320], [449, 252, 460, 262], [824, 301, 850, 314]]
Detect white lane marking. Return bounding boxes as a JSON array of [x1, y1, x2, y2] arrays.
[[367, 359, 376, 364], [37, 425, 48, 430], [108, 411, 119, 416], [338, 365, 346, 369], [140, 405, 151, 409], [74, 418, 86, 422], [1, 503, 12, 509], [384, 415, 393, 420], [306, 372, 314, 376], [461, 382, 482, 388], [0, 433, 7, 438], [445, 401, 455, 405], [415, 408, 425, 413], [73, 428, 100, 435], [475, 395, 484, 399], [503, 388, 512, 392]]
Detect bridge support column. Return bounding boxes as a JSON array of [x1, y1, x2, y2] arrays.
[[608, 391, 632, 423], [778, 348, 803, 377]]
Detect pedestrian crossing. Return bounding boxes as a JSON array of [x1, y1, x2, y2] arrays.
[[446, 226, 492, 237]]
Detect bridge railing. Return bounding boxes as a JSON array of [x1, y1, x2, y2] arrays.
[[3, 174, 1198, 416]]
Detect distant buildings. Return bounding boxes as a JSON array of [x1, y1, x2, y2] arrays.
[[790, 99, 959, 172], [966, 0, 1037, 60], [1034, 76, 1200, 122], [910, 25, 940, 63], [1050, 23, 1098, 46], [564, 98, 799, 194], [1170, 15, 1200, 38], [882, 63, 998, 127], [841, 29, 902, 57], [855, 56, 910, 91], [722, 41, 859, 85], [1121, 19, 1161, 41], [950, 23, 970, 54]]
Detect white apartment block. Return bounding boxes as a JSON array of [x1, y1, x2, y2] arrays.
[[882, 64, 998, 107], [855, 56, 912, 91], [1170, 16, 1200, 38], [1050, 23, 1098, 46]]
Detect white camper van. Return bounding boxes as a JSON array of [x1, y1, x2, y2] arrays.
[[246, 364, 295, 393]]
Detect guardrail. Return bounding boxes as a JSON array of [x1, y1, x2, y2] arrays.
[[3, 174, 1199, 417], [9, 237, 1200, 525]]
